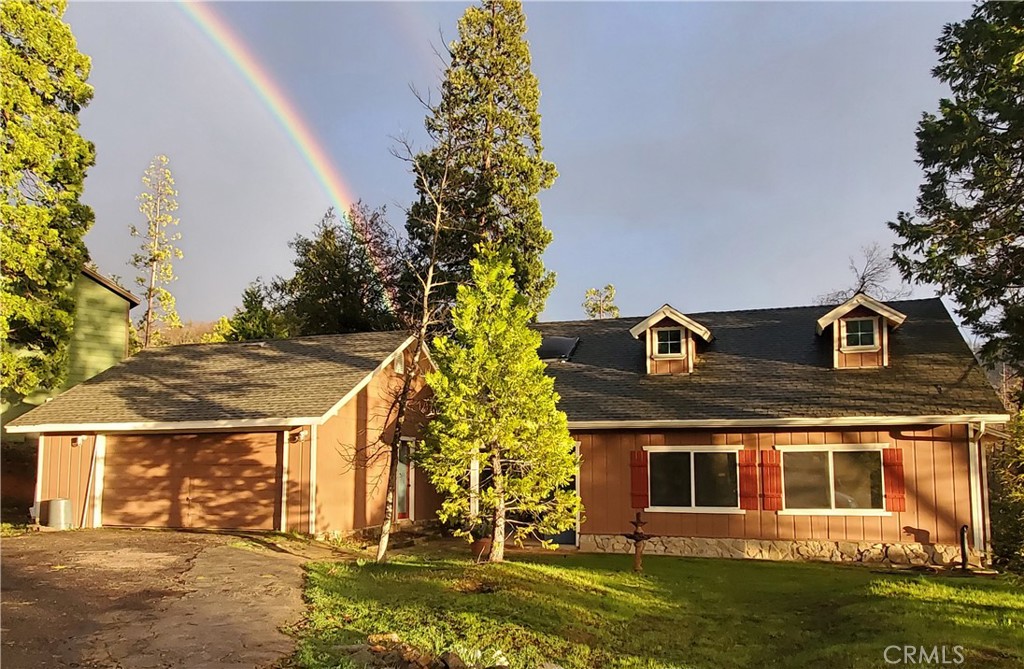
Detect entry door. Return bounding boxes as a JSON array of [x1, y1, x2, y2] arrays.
[[396, 442, 412, 520]]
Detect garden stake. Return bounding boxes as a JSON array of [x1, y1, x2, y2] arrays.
[[624, 512, 656, 572]]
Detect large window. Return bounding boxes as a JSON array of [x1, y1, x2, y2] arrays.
[[648, 449, 739, 510], [655, 328, 683, 356], [843, 318, 876, 349], [783, 449, 884, 511]]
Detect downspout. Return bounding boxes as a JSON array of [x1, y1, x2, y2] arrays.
[[966, 422, 988, 561], [977, 421, 992, 560]]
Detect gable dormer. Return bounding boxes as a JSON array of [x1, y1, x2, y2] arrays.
[[628, 304, 713, 375], [816, 293, 907, 369]]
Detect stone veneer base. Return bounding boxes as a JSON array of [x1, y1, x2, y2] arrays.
[[579, 534, 979, 566]]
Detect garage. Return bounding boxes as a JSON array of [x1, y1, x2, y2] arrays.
[[102, 433, 282, 530]]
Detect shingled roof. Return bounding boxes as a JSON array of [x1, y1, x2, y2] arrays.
[[535, 298, 1006, 423], [7, 331, 411, 430]]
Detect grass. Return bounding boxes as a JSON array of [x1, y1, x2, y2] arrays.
[[295, 550, 1024, 669], [0, 521, 31, 538]]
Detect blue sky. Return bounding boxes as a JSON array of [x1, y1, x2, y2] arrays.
[[67, 1, 972, 323]]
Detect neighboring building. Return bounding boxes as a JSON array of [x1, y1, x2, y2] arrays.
[[1, 267, 140, 439], [536, 295, 1009, 566], [6, 332, 440, 533]]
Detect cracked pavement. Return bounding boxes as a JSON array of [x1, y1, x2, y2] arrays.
[[1, 529, 340, 668]]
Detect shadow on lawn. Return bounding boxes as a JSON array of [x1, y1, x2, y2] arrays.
[[301, 554, 1024, 669]]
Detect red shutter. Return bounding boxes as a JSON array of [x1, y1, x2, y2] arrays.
[[630, 450, 649, 509], [738, 449, 759, 510], [760, 449, 783, 511], [883, 447, 906, 512]]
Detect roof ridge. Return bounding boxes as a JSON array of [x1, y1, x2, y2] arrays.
[[537, 297, 944, 326], [150, 329, 410, 349]]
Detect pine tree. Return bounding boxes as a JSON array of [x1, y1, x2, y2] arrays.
[[1, 0, 95, 396], [219, 281, 289, 342], [277, 205, 398, 335], [421, 246, 581, 562], [404, 0, 557, 318], [131, 155, 183, 348], [583, 284, 621, 319], [889, 3, 1024, 387]]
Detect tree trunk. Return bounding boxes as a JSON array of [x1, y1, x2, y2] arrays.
[[375, 443, 400, 562], [375, 370, 412, 563], [375, 340, 424, 563], [144, 259, 157, 348], [487, 449, 505, 563]]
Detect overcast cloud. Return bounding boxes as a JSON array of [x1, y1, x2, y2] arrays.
[[66, 1, 971, 323]]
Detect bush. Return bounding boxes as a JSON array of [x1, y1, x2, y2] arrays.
[[990, 410, 1024, 572]]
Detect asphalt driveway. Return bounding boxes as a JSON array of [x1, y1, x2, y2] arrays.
[[1, 529, 342, 668]]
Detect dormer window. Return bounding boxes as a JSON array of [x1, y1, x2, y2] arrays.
[[655, 328, 683, 357], [842, 318, 877, 350], [628, 304, 713, 375], [816, 294, 907, 369]]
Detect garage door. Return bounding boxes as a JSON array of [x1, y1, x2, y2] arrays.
[[102, 432, 280, 530]]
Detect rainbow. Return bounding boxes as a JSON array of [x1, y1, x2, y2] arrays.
[[178, 1, 399, 309]]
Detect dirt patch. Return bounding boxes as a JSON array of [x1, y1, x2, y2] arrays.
[[1, 529, 344, 668]]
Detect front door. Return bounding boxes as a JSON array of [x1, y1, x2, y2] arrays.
[[396, 442, 412, 520]]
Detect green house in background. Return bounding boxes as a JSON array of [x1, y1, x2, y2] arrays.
[[1, 267, 139, 513], [2, 267, 140, 439]]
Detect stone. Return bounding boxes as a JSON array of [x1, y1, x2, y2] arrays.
[[368, 633, 401, 646], [439, 651, 469, 669], [539, 663, 565, 669], [348, 648, 381, 667]]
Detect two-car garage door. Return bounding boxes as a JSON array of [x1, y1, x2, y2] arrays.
[[102, 432, 280, 530]]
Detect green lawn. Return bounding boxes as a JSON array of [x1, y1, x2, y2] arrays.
[[296, 550, 1024, 669]]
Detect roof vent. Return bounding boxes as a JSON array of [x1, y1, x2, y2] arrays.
[[538, 336, 579, 361], [241, 341, 267, 348]]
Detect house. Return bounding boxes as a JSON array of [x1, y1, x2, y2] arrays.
[[5, 331, 440, 533], [2, 267, 141, 439], [535, 295, 1009, 566], [7, 291, 1009, 567], [1, 267, 140, 513]]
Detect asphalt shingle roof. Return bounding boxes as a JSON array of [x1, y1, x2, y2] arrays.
[[9, 331, 410, 427], [535, 298, 1006, 422]]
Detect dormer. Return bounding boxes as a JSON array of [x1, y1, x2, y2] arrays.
[[816, 293, 907, 369], [628, 304, 713, 375]]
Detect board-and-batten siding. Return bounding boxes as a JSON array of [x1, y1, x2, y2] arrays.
[[36, 435, 97, 528], [575, 424, 975, 547], [63, 273, 132, 389]]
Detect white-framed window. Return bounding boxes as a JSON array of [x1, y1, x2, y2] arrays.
[[654, 328, 684, 357], [393, 354, 405, 374], [840, 318, 878, 351], [778, 445, 887, 516], [644, 446, 743, 513]]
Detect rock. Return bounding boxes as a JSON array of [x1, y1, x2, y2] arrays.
[[439, 651, 468, 669], [368, 633, 401, 646], [348, 648, 381, 667], [539, 663, 565, 669]]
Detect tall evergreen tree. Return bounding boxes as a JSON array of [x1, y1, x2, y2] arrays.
[[421, 246, 581, 563], [1, 0, 95, 396], [131, 155, 183, 348], [889, 2, 1024, 386], [404, 0, 557, 317]]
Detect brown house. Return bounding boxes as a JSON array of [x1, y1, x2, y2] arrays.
[[6, 331, 440, 534], [536, 294, 1009, 566]]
